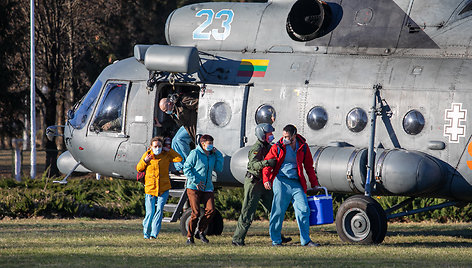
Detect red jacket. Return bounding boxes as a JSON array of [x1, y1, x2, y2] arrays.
[[262, 134, 319, 193]]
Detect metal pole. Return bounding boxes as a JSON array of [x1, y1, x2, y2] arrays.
[[240, 83, 253, 148], [23, 110, 29, 151], [387, 201, 457, 220], [13, 139, 23, 182], [30, 0, 36, 179], [365, 84, 381, 197], [385, 197, 415, 214]]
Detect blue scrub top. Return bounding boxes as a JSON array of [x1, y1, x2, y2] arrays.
[[277, 141, 299, 180]]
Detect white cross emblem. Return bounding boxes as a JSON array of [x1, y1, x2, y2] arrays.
[[444, 103, 467, 143]]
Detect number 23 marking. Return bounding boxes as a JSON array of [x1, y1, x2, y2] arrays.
[[193, 9, 234, 41]]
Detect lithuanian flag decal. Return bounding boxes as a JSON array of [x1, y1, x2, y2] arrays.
[[237, 59, 269, 77]]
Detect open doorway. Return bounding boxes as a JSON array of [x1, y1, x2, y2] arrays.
[[153, 83, 200, 142], [154, 82, 200, 175]]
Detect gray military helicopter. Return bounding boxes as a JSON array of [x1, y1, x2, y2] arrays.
[[47, 0, 472, 244]]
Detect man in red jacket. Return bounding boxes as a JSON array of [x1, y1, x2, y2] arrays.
[[262, 124, 321, 247]]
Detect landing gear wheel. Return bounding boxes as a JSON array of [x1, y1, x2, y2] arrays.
[[180, 208, 198, 236], [335, 195, 387, 244], [179, 208, 224, 236]]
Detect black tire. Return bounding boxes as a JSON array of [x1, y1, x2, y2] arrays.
[[335, 195, 387, 244], [179, 208, 224, 236], [180, 208, 193, 236]]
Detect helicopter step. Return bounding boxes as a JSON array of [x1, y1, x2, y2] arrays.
[[162, 175, 188, 223], [168, 188, 186, 197], [163, 203, 178, 212]]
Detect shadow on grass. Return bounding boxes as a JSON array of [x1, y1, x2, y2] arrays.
[[383, 241, 472, 248], [319, 223, 472, 243], [386, 228, 472, 239], [0, 251, 467, 267]]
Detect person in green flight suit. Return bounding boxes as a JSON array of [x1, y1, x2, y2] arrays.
[[232, 123, 291, 246]]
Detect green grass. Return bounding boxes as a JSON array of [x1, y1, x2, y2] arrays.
[[0, 220, 471, 267]]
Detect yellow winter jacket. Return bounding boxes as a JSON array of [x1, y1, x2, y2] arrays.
[[136, 148, 183, 196]]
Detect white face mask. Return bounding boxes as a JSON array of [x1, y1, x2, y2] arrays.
[[152, 147, 162, 155], [283, 138, 292, 145]]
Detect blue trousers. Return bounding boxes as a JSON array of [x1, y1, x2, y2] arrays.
[[269, 177, 312, 245], [143, 191, 169, 238]]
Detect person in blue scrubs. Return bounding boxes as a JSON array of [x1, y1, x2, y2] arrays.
[[262, 124, 321, 247]]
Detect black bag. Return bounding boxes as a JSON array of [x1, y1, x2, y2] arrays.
[[137, 152, 150, 184]]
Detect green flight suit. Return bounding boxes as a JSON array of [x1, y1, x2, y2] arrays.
[[232, 140, 273, 244]]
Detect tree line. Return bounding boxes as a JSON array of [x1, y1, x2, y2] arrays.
[[0, 0, 204, 176]]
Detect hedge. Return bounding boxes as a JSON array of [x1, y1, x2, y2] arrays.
[[1, 176, 471, 222]]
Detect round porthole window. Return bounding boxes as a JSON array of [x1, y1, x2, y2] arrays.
[[307, 106, 328, 130], [255, 104, 276, 124], [210, 102, 232, 127], [346, 108, 368, 132], [403, 110, 425, 135]]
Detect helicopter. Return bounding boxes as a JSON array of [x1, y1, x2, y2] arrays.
[[47, 0, 472, 244]]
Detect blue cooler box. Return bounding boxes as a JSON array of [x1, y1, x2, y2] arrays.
[[307, 187, 334, 226]]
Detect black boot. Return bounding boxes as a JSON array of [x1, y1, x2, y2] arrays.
[[281, 235, 292, 243], [195, 231, 209, 243], [232, 240, 245, 246]]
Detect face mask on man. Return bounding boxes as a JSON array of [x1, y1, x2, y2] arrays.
[[205, 144, 214, 152], [283, 138, 292, 145], [266, 134, 274, 143], [166, 110, 173, 115], [152, 147, 162, 155]]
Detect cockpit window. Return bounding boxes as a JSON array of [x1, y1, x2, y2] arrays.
[[459, 2, 472, 16], [89, 82, 128, 133], [69, 80, 103, 129]]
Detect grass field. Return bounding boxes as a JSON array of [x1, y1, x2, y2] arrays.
[[0, 219, 471, 267], [0, 150, 47, 178]]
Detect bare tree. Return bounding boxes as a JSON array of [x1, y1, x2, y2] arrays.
[[5, 0, 119, 176], [0, 0, 27, 148], [4, 0, 181, 177]]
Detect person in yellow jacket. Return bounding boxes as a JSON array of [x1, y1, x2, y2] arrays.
[[137, 136, 182, 239]]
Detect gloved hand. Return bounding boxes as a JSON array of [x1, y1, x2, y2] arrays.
[[265, 158, 277, 167], [168, 93, 178, 103], [306, 185, 322, 196]]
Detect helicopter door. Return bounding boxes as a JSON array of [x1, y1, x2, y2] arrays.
[[113, 81, 155, 179], [198, 84, 247, 156], [85, 80, 131, 177]]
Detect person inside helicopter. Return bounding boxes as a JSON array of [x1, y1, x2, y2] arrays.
[[158, 90, 198, 141], [157, 84, 199, 174], [90, 83, 127, 133]]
